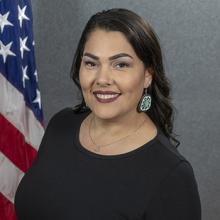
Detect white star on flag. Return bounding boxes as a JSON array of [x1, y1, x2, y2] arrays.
[[20, 36, 30, 59], [34, 70, 38, 81], [22, 65, 29, 87], [0, 11, 13, 33], [18, 5, 30, 28], [33, 89, 42, 109], [0, 40, 16, 63]]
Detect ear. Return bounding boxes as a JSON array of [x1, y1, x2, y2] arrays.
[[144, 67, 153, 88]]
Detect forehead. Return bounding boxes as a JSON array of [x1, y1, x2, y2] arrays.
[[84, 29, 138, 58]]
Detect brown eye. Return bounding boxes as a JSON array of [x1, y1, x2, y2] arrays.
[[85, 61, 96, 67], [115, 62, 130, 69], [84, 61, 97, 69]]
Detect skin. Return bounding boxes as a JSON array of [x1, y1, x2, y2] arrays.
[[79, 28, 156, 147]]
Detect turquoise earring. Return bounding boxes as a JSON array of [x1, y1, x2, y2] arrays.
[[82, 100, 90, 111], [137, 88, 151, 112]]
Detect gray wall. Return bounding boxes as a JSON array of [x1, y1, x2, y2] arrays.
[[32, 0, 220, 219]]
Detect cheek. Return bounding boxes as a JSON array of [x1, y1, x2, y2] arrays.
[[121, 74, 144, 95], [79, 70, 93, 90]]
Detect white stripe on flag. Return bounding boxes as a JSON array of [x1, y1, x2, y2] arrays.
[[0, 151, 24, 203], [0, 73, 44, 150]]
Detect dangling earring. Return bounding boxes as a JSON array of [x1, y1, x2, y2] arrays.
[[83, 105, 90, 110], [137, 88, 151, 112], [85, 103, 90, 110], [82, 100, 90, 111]]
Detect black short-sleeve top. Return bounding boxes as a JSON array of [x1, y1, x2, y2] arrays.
[[15, 107, 201, 220]]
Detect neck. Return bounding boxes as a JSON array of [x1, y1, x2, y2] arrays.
[[90, 111, 148, 138]]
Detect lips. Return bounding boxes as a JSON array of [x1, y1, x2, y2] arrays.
[[93, 90, 121, 95], [93, 92, 121, 103], [92, 90, 121, 103]]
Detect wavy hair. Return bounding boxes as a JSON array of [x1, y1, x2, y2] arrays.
[[70, 8, 180, 147]]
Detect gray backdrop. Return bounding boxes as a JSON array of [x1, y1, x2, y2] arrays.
[[32, 0, 220, 219]]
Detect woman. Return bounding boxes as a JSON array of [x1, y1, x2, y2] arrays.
[[15, 8, 201, 220]]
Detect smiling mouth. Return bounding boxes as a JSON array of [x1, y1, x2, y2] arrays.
[[94, 93, 121, 103]]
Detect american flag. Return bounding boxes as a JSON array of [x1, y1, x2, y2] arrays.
[[0, 0, 44, 219]]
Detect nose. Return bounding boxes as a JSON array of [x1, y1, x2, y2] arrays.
[[95, 65, 114, 86]]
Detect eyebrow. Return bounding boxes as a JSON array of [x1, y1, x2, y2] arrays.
[[83, 52, 134, 60]]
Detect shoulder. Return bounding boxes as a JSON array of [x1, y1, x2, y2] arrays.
[[155, 137, 199, 197], [157, 131, 186, 162], [47, 107, 90, 128], [48, 107, 75, 123], [146, 131, 189, 174], [155, 133, 200, 194], [142, 131, 199, 190], [165, 161, 198, 187], [36, 107, 90, 154], [145, 136, 201, 218]]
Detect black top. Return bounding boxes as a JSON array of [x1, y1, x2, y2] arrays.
[[15, 108, 201, 220]]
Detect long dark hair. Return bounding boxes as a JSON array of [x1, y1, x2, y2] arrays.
[[70, 8, 180, 147]]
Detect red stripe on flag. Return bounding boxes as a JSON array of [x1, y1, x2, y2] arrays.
[[0, 113, 37, 173], [0, 192, 17, 220]]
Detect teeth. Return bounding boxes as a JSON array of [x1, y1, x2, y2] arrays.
[[96, 94, 119, 99]]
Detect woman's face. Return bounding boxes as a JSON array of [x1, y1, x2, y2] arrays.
[[79, 28, 152, 120]]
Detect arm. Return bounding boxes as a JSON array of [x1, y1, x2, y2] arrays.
[[145, 161, 201, 220]]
